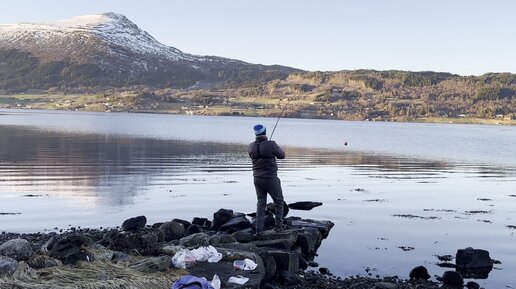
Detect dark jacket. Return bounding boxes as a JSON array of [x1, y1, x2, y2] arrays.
[[248, 135, 285, 178]]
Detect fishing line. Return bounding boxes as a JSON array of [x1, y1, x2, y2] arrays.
[[269, 99, 291, 140]]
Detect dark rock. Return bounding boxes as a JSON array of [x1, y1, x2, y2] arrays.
[[319, 267, 330, 275], [130, 256, 170, 273], [111, 251, 130, 263], [251, 239, 294, 250], [192, 217, 208, 226], [258, 251, 277, 281], [265, 201, 289, 217], [141, 232, 159, 249], [179, 232, 210, 248], [296, 232, 317, 259], [442, 271, 464, 287], [159, 221, 185, 242], [262, 230, 299, 243], [268, 250, 300, 273], [409, 265, 430, 280], [151, 222, 164, 229], [209, 233, 237, 246], [27, 255, 61, 269], [456, 247, 493, 279], [40, 235, 62, 253], [212, 209, 233, 229], [49, 234, 95, 265], [220, 216, 251, 233], [121, 215, 147, 231], [308, 261, 318, 267], [278, 270, 301, 285], [185, 224, 202, 236], [299, 257, 308, 270], [172, 218, 192, 229], [0, 238, 35, 261], [261, 283, 276, 289], [0, 256, 18, 277], [456, 247, 493, 269], [232, 229, 254, 243], [288, 201, 323, 211], [466, 281, 481, 289], [290, 219, 334, 239]]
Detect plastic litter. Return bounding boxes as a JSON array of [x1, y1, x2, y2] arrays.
[[211, 274, 221, 289], [172, 246, 222, 269], [228, 275, 249, 285], [233, 258, 257, 270], [171, 275, 215, 289]]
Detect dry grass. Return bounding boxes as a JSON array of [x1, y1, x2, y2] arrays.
[[0, 250, 183, 289]]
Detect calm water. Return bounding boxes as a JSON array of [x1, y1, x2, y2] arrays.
[[1, 109, 516, 288]]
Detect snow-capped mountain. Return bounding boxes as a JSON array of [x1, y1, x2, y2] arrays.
[[0, 13, 298, 90]]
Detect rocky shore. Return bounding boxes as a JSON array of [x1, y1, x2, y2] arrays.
[[0, 202, 491, 289]]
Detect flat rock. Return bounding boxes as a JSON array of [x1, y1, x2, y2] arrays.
[[220, 216, 251, 233], [0, 238, 35, 261], [287, 201, 323, 211], [209, 233, 237, 246], [189, 247, 265, 289], [375, 281, 398, 289], [251, 239, 294, 250], [232, 229, 253, 243]]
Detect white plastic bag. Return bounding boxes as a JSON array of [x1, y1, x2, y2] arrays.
[[171, 249, 197, 269], [228, 275, 249, 285], [211, 274, 221, 289], [233, 258, 257, 270], [191, 245, 222, 263]]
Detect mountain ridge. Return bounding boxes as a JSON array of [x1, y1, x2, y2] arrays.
[[0, 12, 299, 91]]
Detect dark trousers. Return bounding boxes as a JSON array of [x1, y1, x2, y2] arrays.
[[253, 176, 284, 233]]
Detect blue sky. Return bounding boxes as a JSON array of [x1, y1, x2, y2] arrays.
[[2, 0, 515, 76]]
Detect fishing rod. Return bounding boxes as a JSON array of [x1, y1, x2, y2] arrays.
[[269, 99, 291, 140]]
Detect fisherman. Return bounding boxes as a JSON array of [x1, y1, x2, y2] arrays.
[[248, 124, 286, 237]]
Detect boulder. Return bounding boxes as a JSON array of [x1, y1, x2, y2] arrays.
[[268, 250, 300, 273], [308, 261, 318, 267], [40, 235, 62, 253], [0, 256, 18, 277], [159, 221, 185, 242], [209, 233, 237, 246], [232, 229, 254, 243], [49, 234, 95, 265], [179, 232, 210, 248], [220, 216, 251, 233], [409, 265, 430, 280], [319, 267, 329, 275], [289, 219, 334, 239], [130, 256, 170, 273], [456, 247, 493, 269], [466, 281, 481, 289], [192, 217, 209, 226], [287, 201, 323, 211], [27, 255, 62, 269], [442, 271, 464, 287], [212, 209, 233, 229], [456, 247, 493, 279], [296, 232, 316, 259], [172, 218, 192, 229], [121, 215, 147, 231], [0, 238, 35, 261], [185, 224, 202, 236]]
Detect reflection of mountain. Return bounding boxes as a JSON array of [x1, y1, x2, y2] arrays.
[[0, 125, 246, 206]]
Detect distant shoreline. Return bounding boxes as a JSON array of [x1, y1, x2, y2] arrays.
[[1, 100, 515, 127]]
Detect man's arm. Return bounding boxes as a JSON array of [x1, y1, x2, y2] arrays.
[[272, 141, 285, 159]]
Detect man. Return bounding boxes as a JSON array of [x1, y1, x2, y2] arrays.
[[248, 124, 286, 237]]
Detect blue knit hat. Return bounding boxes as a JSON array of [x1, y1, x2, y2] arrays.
[[253, 124, 266, 135]]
